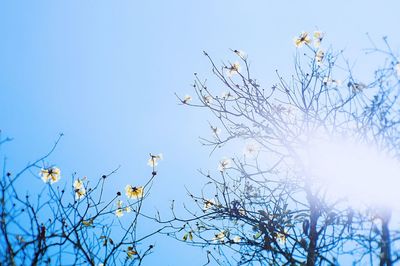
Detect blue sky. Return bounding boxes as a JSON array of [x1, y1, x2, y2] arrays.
[[1, 1, 399, 265]]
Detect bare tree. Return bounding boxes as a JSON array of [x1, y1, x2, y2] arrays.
[[165, 32, 400, 265], [0, 131, 162, 266]]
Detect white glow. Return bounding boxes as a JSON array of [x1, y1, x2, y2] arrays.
[[304, 136, 400, 208]]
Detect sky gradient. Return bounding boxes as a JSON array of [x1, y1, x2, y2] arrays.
[[1, 1, 400, 265]]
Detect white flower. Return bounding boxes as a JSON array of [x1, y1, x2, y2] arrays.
[[183, 95, 192, 104], [115, 200, 124, 217], [203, 95, 212, 105], [213, 230, 226, 243], [313, 31, 324, 48], [232, 236, 241, 243], [395, 63, 400, 76], [218, 158, 232, 172], [221, 91, 233, 99], [315, 50, 324, 65], [73, 178, 86, 200], [73, 179, 83, 190], [276, 231, 287, 244], [211, 125, 221, 137], [148, 153, 163, 167], [323, 77, 342, 87], [115, 200, 132, 217], [115, 208, 124, 218], [227, 62, 240, 76], [40, 167, 61, 184], [238, 208, 246, 216], [243, 142, 260, 158], [203, 199, 216, 211]]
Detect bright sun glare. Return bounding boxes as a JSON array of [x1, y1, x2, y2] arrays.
[[303, 135, 400, 209]]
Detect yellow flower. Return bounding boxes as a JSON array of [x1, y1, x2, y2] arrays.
[[227, 62, 240, 76], [218, 158, 232, 172], [147, 153, 163, 167], [183, 95, 192, 104], [73, 179, 86, 200], [40, 167, 61, 184], [294, 32, 311, 48], [125, 185, 144, 199], [313, 31, 324, 48], [125, 206, 132, 213], [315, 50, 324, 65]]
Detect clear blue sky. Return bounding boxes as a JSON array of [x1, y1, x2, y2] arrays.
[[1, 1, 399, 265]]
